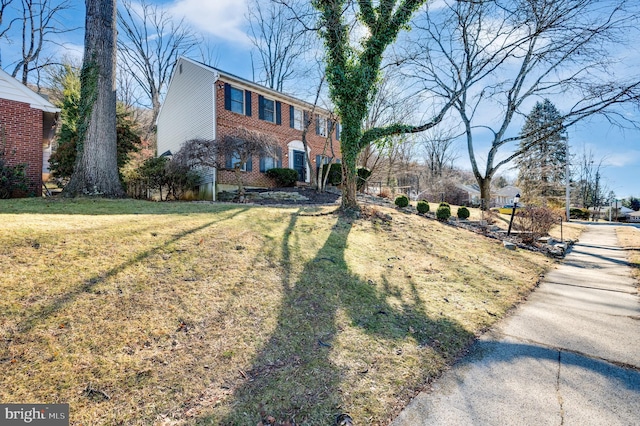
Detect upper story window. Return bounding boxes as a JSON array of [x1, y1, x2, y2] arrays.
[[261, 97, 275, 122], [224, 83, 252, 116], [259, 95, 282, 124], [316, 115, 328, 137], [290, 106, 304, 130], [230, 87, 244, 114]]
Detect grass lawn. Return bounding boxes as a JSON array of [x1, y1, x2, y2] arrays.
[[616, 226, 640, 287], [1, 198, 557, 425]]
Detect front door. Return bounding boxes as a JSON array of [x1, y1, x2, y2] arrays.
[[293, 150, 306, 182]]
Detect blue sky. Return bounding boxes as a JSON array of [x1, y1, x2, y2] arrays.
[[1, 0, 638, 199]]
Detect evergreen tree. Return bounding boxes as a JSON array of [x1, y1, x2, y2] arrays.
[[515, 99, 567, 204], [50, 64, 140, 182]]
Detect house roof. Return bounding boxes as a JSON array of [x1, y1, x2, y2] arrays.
[[176, 56, 333, 116], [0, 68, 60, 113]]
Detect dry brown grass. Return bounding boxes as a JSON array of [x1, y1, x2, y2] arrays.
[[616, 226, 640, 287], [0, 198, 555, 425]]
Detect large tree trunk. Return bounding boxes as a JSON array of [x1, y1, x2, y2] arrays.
[[479, 176, 492, 210], [341, 157, 358, 211], [65, 0, 124, 197]]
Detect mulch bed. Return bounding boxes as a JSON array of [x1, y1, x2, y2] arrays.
[[245, 187, 342, 205]]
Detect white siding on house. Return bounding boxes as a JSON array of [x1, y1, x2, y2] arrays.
[[157, 58, 217, 157]]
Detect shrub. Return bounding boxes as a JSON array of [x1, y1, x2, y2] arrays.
[[514, 206, 559, 243], [320, 163, 343, 186], [457, 206, 470, 219], [125, 156, 199, 200], [378, 190, 390, 199], [0, 158, 29, 198], [569, 208, 589, 220], [356, 167, 372, 191], [416, 200, 430, 214], [436, 203, 451, 221], [266, 168, 298, 187], [395, 194, 409, 208], [439, 202, 450, 208]]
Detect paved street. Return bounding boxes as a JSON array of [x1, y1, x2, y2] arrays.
[[392, 225, 640, 426]]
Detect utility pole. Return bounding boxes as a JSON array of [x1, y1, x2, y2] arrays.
[[565, 136, 570, 222]]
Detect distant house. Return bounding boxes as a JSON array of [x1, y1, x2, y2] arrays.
[[0, 68, 59, 196], [157, 57, 341, 200], [457, 183, 522, 207], [629, 211, 640, 222], [599, 204, 635, 221]]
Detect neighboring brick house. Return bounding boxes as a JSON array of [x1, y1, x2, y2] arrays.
[[157, 57, 341, 200], [0, 68, 59, 196]]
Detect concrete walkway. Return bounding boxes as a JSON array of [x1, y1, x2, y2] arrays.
[[392, 225, 640, 426]]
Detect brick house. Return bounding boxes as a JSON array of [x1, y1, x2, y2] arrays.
[[157, 57, 341, 200], [0, 68, 59, 196]]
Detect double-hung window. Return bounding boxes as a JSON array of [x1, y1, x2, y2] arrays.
[[224, 83, 252, 116], [316, 115, 328, 137], [262, 98, 275, 122], [259, 95, 281, 124], [290, 106, 303, 130], [225, 153, 253, 171], [229, 87, 244, 114], [260, 147, 283, 172]]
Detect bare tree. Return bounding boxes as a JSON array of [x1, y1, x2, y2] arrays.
[[246, 0, 312, 92], [573, 147, 607, 213], [418, 128, 458, 180], [358, 70, 414, 183], [10, 0, 76, 85], [215, 128, 279, 201], [64, 0, 123, 197], [0, 0, 15, 66], [117, 0, 200, 138], [407, 0, 640, 209]]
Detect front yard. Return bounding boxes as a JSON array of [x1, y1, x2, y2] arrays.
[[1, 198, 556, 425]]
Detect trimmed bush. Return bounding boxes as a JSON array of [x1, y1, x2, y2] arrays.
[[395, 194, 409, 208], [356, 167, 372, 191], [416, 200, 430, 214], [265, 168, 298, 187], [457, 206, 470, 219], [320, 163, 343, 186], [436, 203, 451, 221]]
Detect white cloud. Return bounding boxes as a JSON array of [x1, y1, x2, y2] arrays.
[[167, 0, 250, 45], [603, 150, 640, 168]]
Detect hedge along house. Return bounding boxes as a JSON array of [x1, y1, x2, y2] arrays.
[[157, 57, 341, 200], [0, 68, 59, 196]]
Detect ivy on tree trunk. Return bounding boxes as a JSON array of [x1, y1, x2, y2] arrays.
[[313, 0, 452, 211], [65, 0, 124, 197]]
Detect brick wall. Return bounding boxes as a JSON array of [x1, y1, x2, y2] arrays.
[[215, 78, 341, 188], [0, 98, 43, 196]]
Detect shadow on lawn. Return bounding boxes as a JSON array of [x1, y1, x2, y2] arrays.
[[208, 212, 473, 425], [15, 207, 250, 333]]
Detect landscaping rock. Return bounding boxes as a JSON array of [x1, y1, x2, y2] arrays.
[[503, 241, 517, 250]]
